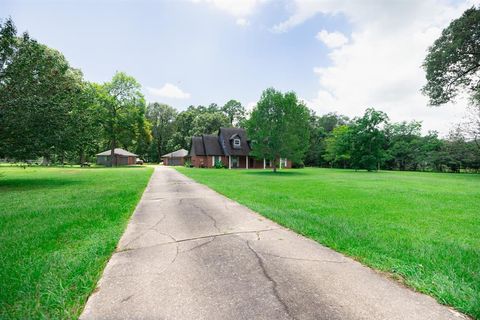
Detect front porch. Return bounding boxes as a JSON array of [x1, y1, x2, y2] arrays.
[[226, 156, 289, 169]]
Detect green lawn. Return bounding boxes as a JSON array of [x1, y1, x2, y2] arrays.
[[177, 167, 480, 319], [0, 166, 153, 319]]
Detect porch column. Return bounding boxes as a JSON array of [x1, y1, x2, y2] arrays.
[[229, 156, 232, 169], [263, 158, 266, 169], [246, 156, 249, 169]]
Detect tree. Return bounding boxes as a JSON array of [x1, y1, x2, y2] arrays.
[[222, 99, 246, 126], [171, 105, 229, 150], [305, 112, 350, 167], [0, 21, 84, 161], [98, 72, 147, 166], [0, 17, 16, 78], [247, 88, 310, 172], [63, 82, 103, 164], [422, 6, 480, 106], [191, 112, 229, 136], [384, 121, 423, 171], [324, 125, 351, 168], [350, 108, 389, 171], [146, 103, 177, 162]]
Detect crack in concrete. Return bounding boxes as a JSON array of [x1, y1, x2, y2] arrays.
[[189, 201, 221, 233], [120, 294, 133, 303], [180, 236, 216, 253], [116, 228, 280, 253], [246, 241, 295, 320], [120, 214, 167, 250], [259, 252, 347, 264]]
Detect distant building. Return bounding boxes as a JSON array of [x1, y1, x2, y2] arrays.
[[189, 127, 291, 169], [161, 149, 188, 166], [96, 148, 138, 166]]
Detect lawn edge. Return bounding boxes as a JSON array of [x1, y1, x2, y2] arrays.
[[175, 167, 472, 320]]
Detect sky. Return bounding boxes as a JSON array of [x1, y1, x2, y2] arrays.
[[1, 0, 479, 134]]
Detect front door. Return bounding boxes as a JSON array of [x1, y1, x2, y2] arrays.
[[231, 156, 239, 168]]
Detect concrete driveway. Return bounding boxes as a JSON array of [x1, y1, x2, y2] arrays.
[[81, 167, 466, 320]]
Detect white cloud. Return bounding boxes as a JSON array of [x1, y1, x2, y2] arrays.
[[148, 83, 191, 99], [276, 0, 480, 134], [191, 0, 267, 17], [236, 18, 250, 26], [316, 30, 348, 48]]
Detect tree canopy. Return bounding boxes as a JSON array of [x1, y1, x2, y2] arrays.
[[247, 88, 310, 171], [0, 19, 84, 161], [422, 6, 480, 106]]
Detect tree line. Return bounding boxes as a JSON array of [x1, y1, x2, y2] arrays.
[[1, 11, 479, 172]]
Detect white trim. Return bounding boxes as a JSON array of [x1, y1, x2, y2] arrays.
[[246, 156, 249, 169], [229, 156, 231, 169], [263, 158, 266, 169], [212, 156, 215, 167]]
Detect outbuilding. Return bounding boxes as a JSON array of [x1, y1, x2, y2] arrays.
[[161, 149, 188, 166], [96, 148, 138, 166]]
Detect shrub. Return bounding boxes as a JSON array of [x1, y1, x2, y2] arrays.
[[214, 159, 225, 169]]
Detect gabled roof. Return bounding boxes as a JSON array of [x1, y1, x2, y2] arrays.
[[203, 135, 223, 155], [190, 136, 206, 156], [219, 127, 251, 156], [189, 127, 252, 157], [161, 149, 188, 158], [96, 148, 138, 157]]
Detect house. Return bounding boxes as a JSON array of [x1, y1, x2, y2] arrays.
[[161, 149, 188, 166], [96, 148, 138, 166], [189, 127, 291, 169]]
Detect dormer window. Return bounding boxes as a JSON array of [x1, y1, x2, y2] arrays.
[[233, 138, 241, 149]]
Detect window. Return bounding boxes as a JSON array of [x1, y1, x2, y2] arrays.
[[233, 138, 241, 149]]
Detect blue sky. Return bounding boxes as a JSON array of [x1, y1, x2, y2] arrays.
[[1, 0, 478, 133]]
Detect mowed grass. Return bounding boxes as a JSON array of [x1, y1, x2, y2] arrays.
[[177, 167, 480, 318], [0, 166, 153, 319]]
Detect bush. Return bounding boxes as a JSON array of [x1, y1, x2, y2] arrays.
[[184, 160, 192, 168], [292, 161, 305, 168], [214, 159, 225, 169]]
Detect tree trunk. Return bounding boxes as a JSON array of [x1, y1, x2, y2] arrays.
[[272, 158, 278, 173]]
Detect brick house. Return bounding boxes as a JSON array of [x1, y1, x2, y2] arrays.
[[96, 148, 138, 166], [188, 128, 291, 169], [161, 149, 188, 166]]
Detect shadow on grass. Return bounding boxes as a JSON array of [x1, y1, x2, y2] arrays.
[[242, 170, 306, 176], [0, 178, 83, 191]]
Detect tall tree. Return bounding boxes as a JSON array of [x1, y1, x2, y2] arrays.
[[350, 108, 389, 171], [146, 102, 177, 162], [247, 88, 310, 172], [324, 125, 352, 168], [222, 99, 246, 126], [62, 82, 103, 164], [99, 72, 147, 166], [422, 6, 480, 106], [384, 121, 423, 171], [0, 21, 83, 161], [0, 17, 16, 78]]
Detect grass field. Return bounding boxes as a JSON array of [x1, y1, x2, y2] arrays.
[[177, 167, 480, 318], [0, 166, 153, 319]]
